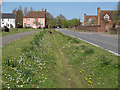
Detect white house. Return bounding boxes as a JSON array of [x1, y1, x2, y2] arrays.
[[1, 13, 16, 28]]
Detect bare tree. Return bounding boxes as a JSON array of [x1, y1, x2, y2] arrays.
[[30, 7, 33, 11], [24, 7, 28, 16]]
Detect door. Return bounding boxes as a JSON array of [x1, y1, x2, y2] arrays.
[[33, 24, 36, 28]]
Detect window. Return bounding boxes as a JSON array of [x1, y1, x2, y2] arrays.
[[39, 19, 42, 21], [104, 14, 110, 22], [27, 24, 30, 26], [41, 22, 43, 26], [27, 19, 30, 21], [34, 18, 36, 21]]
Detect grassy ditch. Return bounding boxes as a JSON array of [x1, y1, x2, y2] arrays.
[[2, 30, 119, 88]]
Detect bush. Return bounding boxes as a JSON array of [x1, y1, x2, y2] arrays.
[[2, 26, 9, 32]]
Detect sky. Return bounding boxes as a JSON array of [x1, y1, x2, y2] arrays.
[[2, 0, 120, 2], [1, 2, 119, 22]]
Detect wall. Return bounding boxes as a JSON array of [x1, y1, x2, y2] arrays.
[[23, 18, 45, 28], [76, 25, 102, 32], [1, 18, 16, 28]]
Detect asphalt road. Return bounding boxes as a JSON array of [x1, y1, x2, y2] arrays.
[[56, 29, 119, 56], [2, 31, 39, 46]]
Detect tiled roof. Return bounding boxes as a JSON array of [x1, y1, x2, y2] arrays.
[[86, 15, 98, 18], [2, 13, 16, 19], [24, 11, 46, 18]]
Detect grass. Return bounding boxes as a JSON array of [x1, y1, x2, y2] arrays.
[[2, 30, 119, 88], [2, 28, 44, 36]]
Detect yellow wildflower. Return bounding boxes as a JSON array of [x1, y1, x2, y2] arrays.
[[89, 78, 91, 80], [89, 75, 91, 77], [82, 70, 84, 72], [85, 77, 87, 80], [99, 78, 101, 80], [32, 85, 34, 87], [88, 81, 92, 84]]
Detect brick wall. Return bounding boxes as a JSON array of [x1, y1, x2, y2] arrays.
[[76, 25, 102, 32]]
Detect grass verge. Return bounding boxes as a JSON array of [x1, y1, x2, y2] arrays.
[[2, 28, 44, 36], [2, 30, 119, 88]]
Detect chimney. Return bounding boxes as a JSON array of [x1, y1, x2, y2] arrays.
[[97, 7, 100, 25], [84, 14, 86, 25], [45, 9, 47, 12], [42, 8, 44, 11]]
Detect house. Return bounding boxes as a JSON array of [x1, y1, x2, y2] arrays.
[[23, 9, 47, 29], [84, 7, 116, 32], [1, 13, 16, 28]]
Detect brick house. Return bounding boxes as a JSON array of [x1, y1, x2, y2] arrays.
[[23, 9, 47, 28], [84, 7, 116, 32]]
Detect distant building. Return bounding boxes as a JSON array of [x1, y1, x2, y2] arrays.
[[23, 9, 47, 29], [84, 7, 116, 32], [1, 13, 16, 28]]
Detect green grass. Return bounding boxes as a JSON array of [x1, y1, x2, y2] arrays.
[[2, 30, 119, 88], [2, 28, 44, 36], [67, 28, 86, 32]]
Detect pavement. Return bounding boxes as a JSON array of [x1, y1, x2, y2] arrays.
[[2, 31, 39, 46], [56, 29, 119, 56]]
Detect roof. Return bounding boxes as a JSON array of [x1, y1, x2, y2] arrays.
[[86, 15, 98, 18], [86, 15, 98, 21], [2, 13, 16, 19], [24, 11, 46, 18]]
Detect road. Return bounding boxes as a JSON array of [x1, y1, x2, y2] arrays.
[[2, 31, 39, 46], [56, 29, 119, 56]]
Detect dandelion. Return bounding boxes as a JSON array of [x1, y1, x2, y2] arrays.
[[80, 71, 81, 73], [99, 78, 101, 80], [89, 78, 91, 80], [20, 85, 23, 87], [88, 81, 92, 84], [32, 85, 35, 87], [85, 77, 87, 80]]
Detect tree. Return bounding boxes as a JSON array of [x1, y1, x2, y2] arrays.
[[62, 19, 69, 28], [68, 18, 80, 27], [59, 14, 66, 20], [46, 12, 54, 28], [12, 7, 24, 27], [30, 7, 33, 11], [33, 18, 41, 28], [19, 6, 22, 11], [24, 7, 28, 16]]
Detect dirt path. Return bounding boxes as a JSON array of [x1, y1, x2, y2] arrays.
[[53, 35, 85, 88], [2, 31, 39, 46]]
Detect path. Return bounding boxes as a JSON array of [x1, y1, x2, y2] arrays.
[[2, 31, 39, 46]]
